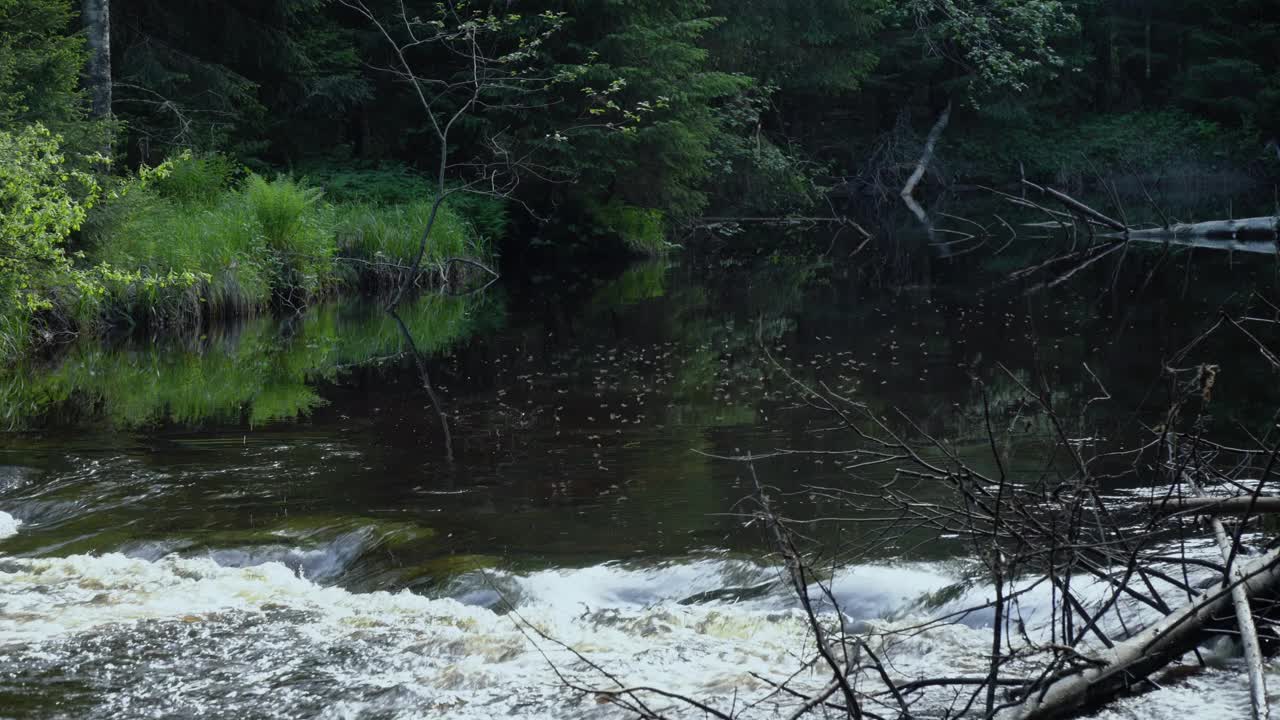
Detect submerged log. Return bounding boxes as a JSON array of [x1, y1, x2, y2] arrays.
[[1005, 183, 1278, 242], [1128, 236, 1278, 255], [1014, 546, 1280, 720], [1127, 217, 1279, 241], [1151, 496, 1280, 515]]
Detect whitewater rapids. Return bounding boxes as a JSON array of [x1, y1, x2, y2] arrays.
[[0, 513, 1262, 719]]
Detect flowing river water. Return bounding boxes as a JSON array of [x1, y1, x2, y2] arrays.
[[2, 211, 1280, 718]]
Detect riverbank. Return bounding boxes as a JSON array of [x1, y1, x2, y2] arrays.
[[1, 145, 500, 363]]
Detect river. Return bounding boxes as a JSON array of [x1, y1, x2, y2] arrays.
[[2, 207, 1279, 718]]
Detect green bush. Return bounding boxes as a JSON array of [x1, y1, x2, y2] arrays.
[[706, 90, 822, 216], [443, 191, 509, 242], [152, 153, 238, 204], [242, 174, 334, 297], [300, 164, 509, 242], [0, 124, 102, 359]]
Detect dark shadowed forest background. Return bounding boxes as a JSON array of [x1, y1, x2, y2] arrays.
[[4, 0, 1280, 357]]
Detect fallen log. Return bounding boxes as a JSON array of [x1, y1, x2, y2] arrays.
[[1208, 513, 1272, 720], [1151, 495, 1280, 515], [1127, 217, 1279, 241], [1005, 183, 1279, 242], [1128, 236, 1278, 255], [1182, 471, 1272, 720], [1014, 545, 1280, 720], [1023, 181, 1128, 233]]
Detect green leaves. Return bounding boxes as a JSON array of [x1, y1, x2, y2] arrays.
[[0, 125, 100, 311]]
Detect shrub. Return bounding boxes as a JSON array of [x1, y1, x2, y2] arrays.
[[152, 152, 238, 204], [443, 191, 509, 242], [706, 89, 822, 216], [950, 109, 1252, 183], [300, 164, 509, 242], [0, 124, 102, 358], [242, 174, 334, 298]]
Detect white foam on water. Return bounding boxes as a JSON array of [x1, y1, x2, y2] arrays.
[[0, 553, 967, 718], [0, 511, 21, 539], [0, 552, 1263, 719], [504, 557, 778, 611], [824, 562, 964, 617]]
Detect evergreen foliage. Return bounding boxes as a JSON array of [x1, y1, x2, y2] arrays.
[[0, 0, 110, 152]]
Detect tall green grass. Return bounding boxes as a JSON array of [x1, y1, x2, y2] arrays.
[[89, 190, 273, 324], [87, 170, 339, 324], [82, 155, 496, 333], [333, 200, 487, 289]]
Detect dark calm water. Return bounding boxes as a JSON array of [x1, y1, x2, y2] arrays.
[[2, 208, 1279, 718]]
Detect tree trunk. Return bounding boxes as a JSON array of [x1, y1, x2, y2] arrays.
[[82, 0, 112, 122], [1127, 217, 1279, 241], [901, 101, 952, 199], [1014, 545, 1280, 720]]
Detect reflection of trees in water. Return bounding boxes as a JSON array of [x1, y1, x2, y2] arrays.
[[998, 232, 1280, 435], [710, 229, 1280, 494], [390, 307, 455, 462], [0, 294, 491, 430]]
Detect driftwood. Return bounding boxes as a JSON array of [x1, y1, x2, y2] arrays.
[[1127, 217, 1280, 241], [1023, 181, 1129, 233], [1181, 470, 1271, 720], [1210, 514, 1272, 720], [619, 288, 1280, 720], [1015, 182, 1279, 241], [901, 101, 952, 199], [1152, 495, 1280, 515], [1015, 545, 1280, 720], [1129, 236, 1279, 255]]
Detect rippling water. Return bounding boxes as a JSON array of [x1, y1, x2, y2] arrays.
[[3, 221, 1279, 718]]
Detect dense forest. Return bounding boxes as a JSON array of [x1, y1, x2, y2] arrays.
[[3, 0, 1279, 359]]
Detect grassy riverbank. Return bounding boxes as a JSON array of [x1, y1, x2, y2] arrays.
[[1, 145, 500, 361]]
